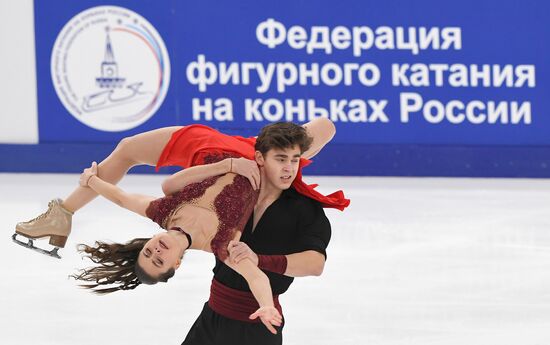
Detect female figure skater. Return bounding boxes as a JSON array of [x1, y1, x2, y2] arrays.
[[14, 119, 348, 334]]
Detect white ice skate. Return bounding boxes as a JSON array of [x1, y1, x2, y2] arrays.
[[12, 199, 73, 259]]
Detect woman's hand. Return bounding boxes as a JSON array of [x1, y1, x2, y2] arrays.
[[229, 157, 261, 190], [228, 240, 259, 266], [249, 306, 283, 334], [79, 161, 98, 187]]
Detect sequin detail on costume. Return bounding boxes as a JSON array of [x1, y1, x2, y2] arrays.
[[146, 176, 219, 229], [146, 152, 258, 261], [211, 175, 258, 261]]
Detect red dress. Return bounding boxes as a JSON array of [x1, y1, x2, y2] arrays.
[[155, 124, 350, 210]]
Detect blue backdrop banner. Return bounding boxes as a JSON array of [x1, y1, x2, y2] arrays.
[[25, 0, 550, 176]]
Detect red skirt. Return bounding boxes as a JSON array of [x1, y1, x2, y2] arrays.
[[156, 124, 350, 210]]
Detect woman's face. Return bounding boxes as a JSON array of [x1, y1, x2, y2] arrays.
[[137, 232, 182, 279]]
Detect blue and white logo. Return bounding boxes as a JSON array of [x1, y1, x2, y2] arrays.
[[51, 6, 171, 132]]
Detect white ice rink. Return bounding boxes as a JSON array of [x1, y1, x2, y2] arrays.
[[1, 173, 549, 345]]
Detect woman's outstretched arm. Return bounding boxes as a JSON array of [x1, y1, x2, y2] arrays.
[[80, 162, 155, 217], [161, 157, 260, 195], [86, 175, 155, 217], [224, 257, 283, 334]]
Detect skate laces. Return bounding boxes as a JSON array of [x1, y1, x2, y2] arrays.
[[25, 200, 56, 223]]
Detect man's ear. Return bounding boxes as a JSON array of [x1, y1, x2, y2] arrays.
[[255, 151, 265, 166]]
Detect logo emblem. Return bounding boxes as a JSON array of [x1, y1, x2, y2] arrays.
[[51, 6, 170, 132]]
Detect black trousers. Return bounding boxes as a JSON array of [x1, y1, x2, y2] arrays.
[[182, 302, 284, 345]]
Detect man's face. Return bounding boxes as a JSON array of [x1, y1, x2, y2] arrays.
[[256, 145, 301, 191]]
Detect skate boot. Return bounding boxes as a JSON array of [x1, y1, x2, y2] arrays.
[[12, 198, 73, 259]]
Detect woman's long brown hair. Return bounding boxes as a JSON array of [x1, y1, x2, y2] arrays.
[[71, 238, 155, 294]]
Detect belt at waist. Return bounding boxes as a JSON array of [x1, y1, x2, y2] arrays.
[[208, 278, 283, 323]]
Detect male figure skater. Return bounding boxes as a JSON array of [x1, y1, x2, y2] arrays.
[[181, 120, 349, 345]]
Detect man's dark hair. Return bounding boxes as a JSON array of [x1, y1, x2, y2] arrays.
[[255, 122, 313, 155]]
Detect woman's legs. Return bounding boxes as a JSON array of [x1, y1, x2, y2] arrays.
[[63, 126, 183, 213], [14, 126, 184, 254]]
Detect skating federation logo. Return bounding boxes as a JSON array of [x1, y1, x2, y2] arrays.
[[51, 6, 170, 132]]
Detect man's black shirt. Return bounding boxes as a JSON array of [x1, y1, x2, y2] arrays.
[[213, 187, 331, 295]]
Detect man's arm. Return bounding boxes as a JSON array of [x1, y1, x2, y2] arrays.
[[228, 243, 326, 278], [223, 257, 282, 334], [284, 250, 325, 277], [228, 197, 331, 278]]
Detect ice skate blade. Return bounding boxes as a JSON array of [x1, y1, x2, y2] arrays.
[[11, 234, 61, 259]]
